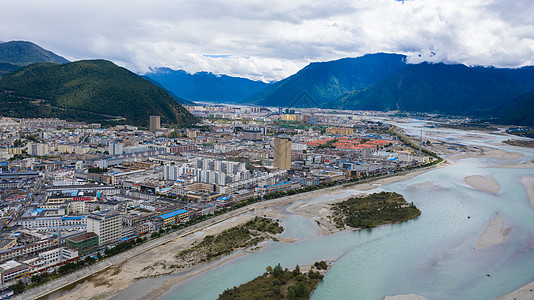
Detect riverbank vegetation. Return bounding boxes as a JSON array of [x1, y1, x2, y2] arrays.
[[331, 192, 421, 229], [218, 262, 327, 300], [177, 217, 283, 264]]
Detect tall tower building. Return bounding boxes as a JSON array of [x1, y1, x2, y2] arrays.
[[149, 115, 161, 132], [274, 136, 292, 170]]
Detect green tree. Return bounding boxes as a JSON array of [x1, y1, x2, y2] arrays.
[[11, 280, 25, 294], [272, 263, 283, 278]]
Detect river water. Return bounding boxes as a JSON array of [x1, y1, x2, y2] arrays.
[[114, 120, 534, 300]]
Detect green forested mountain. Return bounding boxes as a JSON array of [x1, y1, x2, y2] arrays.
[[494, 89, 534, 126], [249, 53, 407, 107], [0, 41, 69, 66], [0, 60, 198, 126], [328, 63, 534, 115]]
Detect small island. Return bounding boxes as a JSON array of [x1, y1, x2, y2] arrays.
[[176, 216, 283, 265], [331, 192, 421, 229], [218, 261, 329, 300]]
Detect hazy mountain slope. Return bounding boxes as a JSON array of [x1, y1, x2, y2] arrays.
[[145, 68, 268, 102], [141, 75, 194, 105], [494, 89, 534, 126]]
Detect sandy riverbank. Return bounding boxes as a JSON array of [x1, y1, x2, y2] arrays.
[[521, 176, 534, 209], [465, 175, 500, 194], [475, 215, 511, 250], [55, 214, 256, 300], [496, 281, 534, 300], [384, 294, 427, 300]]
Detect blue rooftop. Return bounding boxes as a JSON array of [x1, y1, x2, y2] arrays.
[[264, 181, 291, 188], [62, 216, 83, 220], [158, 209, 188, 219]]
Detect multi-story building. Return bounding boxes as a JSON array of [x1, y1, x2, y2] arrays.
[[274, 136, 291, 170], [27, 143, 49, 157], [0, 238, 59, 263], [66, 232, 99, 256], [164, 158, 250, 186], [157, 209, 189, 227], [17, 216, 87, 232], [109, 142, 124, 156], [86, 210, 122, 247], [0, 260, 31, 284], [242, 129, 262, 141], [32, 247, 78, 269]]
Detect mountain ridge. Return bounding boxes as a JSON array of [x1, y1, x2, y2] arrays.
[[0, 40, 69, 66], [0, 60, 198, 127]]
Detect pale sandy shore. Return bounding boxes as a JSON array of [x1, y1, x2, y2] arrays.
[[521, 176, 534, 209], [384, 294, 427, 300], [475, 215, 511, 250], [496, 281, 534, 300], [465, 175, 500, 194]]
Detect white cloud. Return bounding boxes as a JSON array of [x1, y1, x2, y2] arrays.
[[1, 0, 533, 81]]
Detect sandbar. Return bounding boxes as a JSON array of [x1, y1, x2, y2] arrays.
[[465, 175, 500, 194], [521, 176, 534, 209], [407, 181, 443, 190], [475, 215, 511, 250]]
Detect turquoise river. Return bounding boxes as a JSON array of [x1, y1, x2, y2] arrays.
[[112, 119, 534, 300]]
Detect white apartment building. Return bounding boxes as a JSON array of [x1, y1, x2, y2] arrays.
[[164, 158, 250, 186], [86, 210, 122, 246], [25, 247, 78, 271], [17, 216, 87, 232]]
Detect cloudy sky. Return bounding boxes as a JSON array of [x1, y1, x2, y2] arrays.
[[2, 0, 534, 81]]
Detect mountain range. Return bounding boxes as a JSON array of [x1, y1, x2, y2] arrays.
[[144, 68, 268, 103], [328, 62, 534, 115], [242, 53, 534, 125], [0, 40, 533, 126], [0, 60, 197, 127], [249, 53, 407, 107]]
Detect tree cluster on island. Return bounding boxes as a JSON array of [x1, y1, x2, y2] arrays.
[[218, 261, 328, 300], [331, 191, 421, 229]]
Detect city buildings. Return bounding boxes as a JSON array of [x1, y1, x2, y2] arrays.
[[0, 108, 436, 290]]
